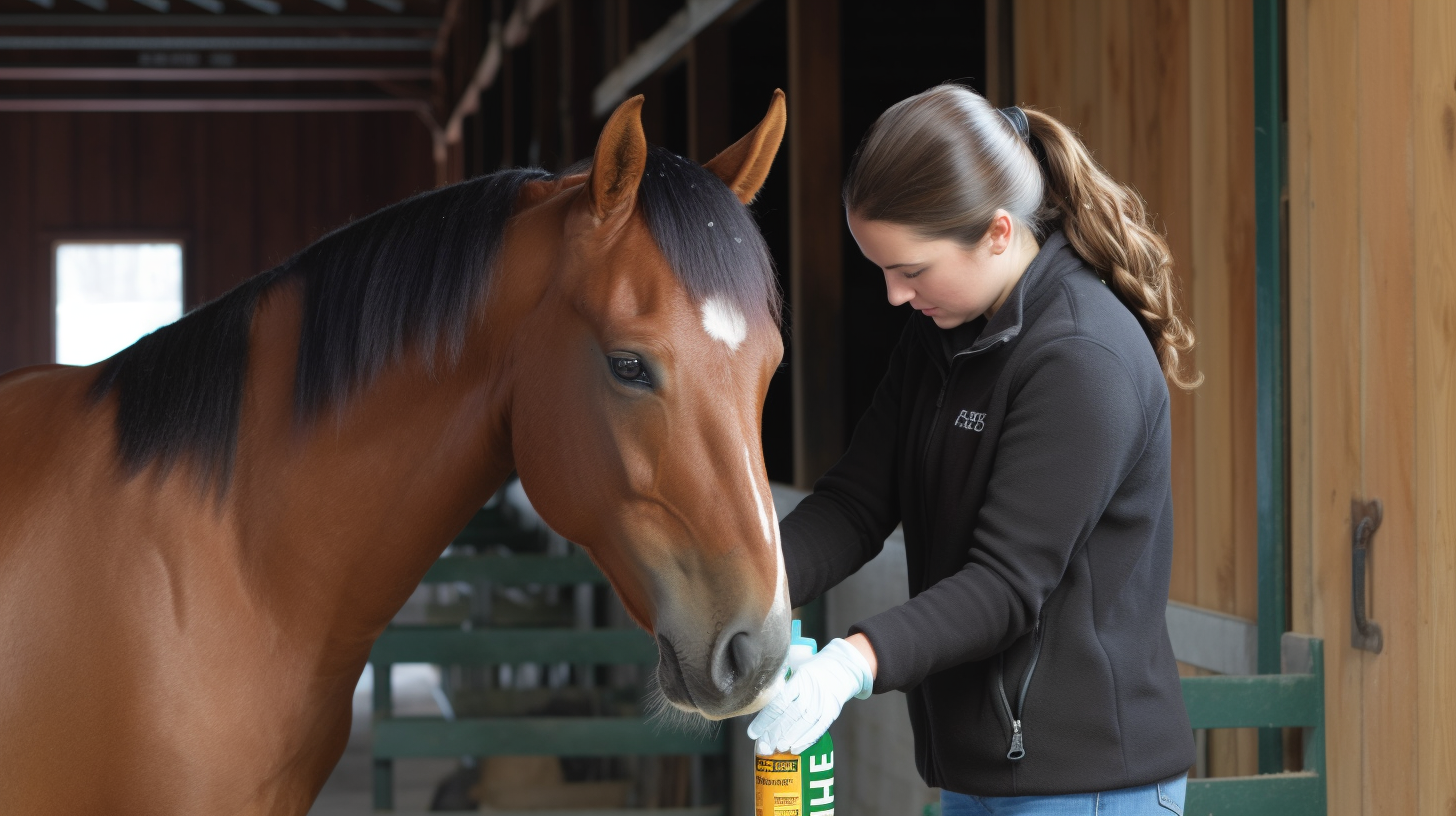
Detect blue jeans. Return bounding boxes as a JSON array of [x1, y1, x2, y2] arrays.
[[940, 774, 1186, 816]]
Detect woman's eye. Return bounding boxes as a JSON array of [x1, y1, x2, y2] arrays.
[[902, 267, 926, 279], [609, 355, 652, 386]]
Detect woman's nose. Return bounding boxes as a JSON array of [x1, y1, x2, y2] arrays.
[[884, 277, 915, 307]]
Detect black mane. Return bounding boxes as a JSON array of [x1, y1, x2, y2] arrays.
[[89, 149, 779, 492]]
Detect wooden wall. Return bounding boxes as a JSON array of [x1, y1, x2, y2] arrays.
[[1286, 0, 1456, 813], [0, 111, 436, 374], [1010, 0, 1260, 775]]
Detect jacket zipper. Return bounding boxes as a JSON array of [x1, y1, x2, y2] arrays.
[[918, 346, 980, 549], [997, 616, 1045, 761], [917, 333, 1020, 771], [918, 337, 1011, 543], [923, 339, 1004, 451]]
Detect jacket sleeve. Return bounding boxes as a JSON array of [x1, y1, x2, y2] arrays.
[[850, 336, 1158, 693], [777, 323, 911, 609]]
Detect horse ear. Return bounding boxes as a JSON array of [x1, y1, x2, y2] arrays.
[[704, 89, 787, 205], [586, 95, 648, 220]]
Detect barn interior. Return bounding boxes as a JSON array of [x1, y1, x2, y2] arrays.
[[2, 1, 1455, 815]]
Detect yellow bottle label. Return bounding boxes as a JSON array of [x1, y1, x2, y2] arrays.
[[755, 753, 801, 816], [754, 734, 835, 816]]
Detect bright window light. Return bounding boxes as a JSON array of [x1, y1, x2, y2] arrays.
[[55, 242, 184, 366]]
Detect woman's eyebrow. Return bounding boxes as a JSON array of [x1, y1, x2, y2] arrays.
[[884, 261, 925, 270]]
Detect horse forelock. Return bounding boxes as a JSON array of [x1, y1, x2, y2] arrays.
[[634, 147, 782, 331]]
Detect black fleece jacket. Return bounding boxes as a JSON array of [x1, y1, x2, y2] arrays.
[[779, 231, 1196, 796]]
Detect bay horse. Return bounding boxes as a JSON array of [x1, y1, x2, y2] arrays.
[[0, 92, 790, 815]]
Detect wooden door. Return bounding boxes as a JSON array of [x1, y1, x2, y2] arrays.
[[1286, 0, 1456, 813]]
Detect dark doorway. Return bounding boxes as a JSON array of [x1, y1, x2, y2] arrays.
[[839, 1, 988, 442]]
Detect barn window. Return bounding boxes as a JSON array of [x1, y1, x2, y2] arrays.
[[54, 242, 184, 366]]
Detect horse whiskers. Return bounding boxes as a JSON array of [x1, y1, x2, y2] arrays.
[[642, 672, 721, 740]]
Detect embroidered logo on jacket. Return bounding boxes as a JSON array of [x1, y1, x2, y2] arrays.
[[954, 410, 986, 432]]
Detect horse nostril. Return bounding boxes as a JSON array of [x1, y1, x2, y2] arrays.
[[729, 632, 759, 678], [713, 631, 763, 693]]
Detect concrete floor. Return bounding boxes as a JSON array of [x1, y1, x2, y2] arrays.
[[307, 664, 465, 816]]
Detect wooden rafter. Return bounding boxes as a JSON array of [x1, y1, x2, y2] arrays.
[[591, 0, 743, 118]]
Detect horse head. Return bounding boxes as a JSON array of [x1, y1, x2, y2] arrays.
[[508, 92, 790, 720]]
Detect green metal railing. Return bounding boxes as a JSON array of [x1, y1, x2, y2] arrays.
[[368, 527, 725, 812], [1184, 634, 1326, 814]]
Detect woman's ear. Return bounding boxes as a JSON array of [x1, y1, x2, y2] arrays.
[[704, 89, 787, 205], [988, 211, 1016, 255]]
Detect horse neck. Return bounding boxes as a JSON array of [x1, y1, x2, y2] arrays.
[[225, 208, 559, 657]]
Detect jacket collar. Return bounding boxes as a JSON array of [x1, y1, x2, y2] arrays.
[[914, 229, 1078, 361]]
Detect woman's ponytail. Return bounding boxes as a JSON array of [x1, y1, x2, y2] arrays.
[[1022, 108, 1201, 390]]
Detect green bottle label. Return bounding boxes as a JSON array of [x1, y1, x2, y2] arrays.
[[800, 732, 835, 815]]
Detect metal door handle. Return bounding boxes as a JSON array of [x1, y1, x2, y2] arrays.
[[1351, 498, 1383, 653]]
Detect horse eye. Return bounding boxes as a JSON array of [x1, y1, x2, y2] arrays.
[[609, 355, 651, 386]]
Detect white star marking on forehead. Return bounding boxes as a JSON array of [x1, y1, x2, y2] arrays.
[[700, 296, 747, 351]]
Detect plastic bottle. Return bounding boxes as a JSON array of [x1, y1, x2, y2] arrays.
[[754, 620, 836, 816]]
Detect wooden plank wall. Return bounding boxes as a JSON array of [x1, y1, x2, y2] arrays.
[[1412, 0, 1456, 808], [1010, 0, 1259, 776], [0, 111, 435, 374], [787, 0, 844, 488], [1287, 0, 1456, 812]]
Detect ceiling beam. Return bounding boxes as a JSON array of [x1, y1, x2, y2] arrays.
[[0, 96, 430, 113], [0, 14, 439, 27], [430, 0, 463, 63], [592, 0, 743, 117], [0, 65, 431, 81], [0, 35, 434, 50], [438, 0, 556, 145]]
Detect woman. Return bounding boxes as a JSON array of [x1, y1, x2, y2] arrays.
[[746, 85, 1199, 814]]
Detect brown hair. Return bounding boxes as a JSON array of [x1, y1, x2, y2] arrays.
[[843, 84, 1200, 390]]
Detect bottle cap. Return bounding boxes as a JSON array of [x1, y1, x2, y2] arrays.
[[785, 619, 818, 676]]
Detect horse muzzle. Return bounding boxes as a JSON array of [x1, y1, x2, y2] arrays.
[[653, 603, 790, 720]]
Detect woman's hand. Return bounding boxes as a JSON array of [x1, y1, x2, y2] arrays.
[[746, 636, 877, 755]]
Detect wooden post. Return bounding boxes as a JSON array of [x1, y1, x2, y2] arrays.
[[687, 22, 730, 163], [788, 0, 842, 489], [479, 78, 505, 173], [533, 6, 562, 170], [985, 0, 1014, 107], [639, 72, 666, 146], [500, 47, 516, 168], [557, 0, 601, 165]]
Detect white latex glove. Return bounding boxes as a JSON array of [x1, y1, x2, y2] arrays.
[[746, 637, 874, 755]]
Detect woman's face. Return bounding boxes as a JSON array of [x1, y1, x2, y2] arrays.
[[847, 211, 1021, 329]]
